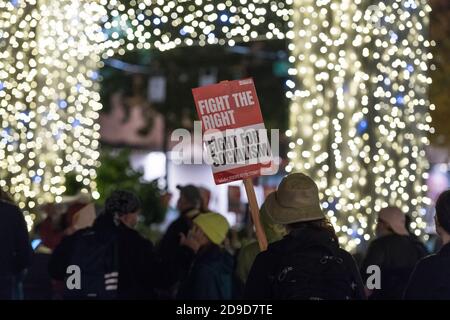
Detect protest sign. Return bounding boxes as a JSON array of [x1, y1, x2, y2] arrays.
[[192, 78, 271, 250], [192, 78, 273, 184]]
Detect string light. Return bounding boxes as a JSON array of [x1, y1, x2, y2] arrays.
[[286, 0, 432, 252], [0, 0, 104, 230], [100, 0, 294, 56], [1, 0, 294, 230], [1, 0, 432, 247]]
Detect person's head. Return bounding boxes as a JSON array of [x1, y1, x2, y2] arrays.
[[176, 184, 202, 213], [435, 190, 450, 242], [105, 190, 141, 228], [376, 207, 409, 237], [192, 212, 230, 248], [264, 173, 325, 226]]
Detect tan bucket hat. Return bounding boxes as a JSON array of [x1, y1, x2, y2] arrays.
[[264, 173, 324, 225]]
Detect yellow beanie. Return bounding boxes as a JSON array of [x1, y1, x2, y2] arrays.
[[194, 212, 230, 245]]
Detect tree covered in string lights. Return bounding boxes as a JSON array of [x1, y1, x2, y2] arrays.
[[0, 0, 104, 230], [286, 0, 433, 252], [1, 0, 433, 252]]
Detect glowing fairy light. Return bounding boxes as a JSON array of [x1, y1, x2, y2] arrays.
[[287, 0, 432, 252], [1, 0, 432, 246], [100, 0, 293, 56], [0, 0, 104, 228]]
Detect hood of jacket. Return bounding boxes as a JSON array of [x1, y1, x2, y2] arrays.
[[270, 224, 339, 254]]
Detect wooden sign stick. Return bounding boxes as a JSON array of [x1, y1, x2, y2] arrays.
[[243, 178, 268, 251]]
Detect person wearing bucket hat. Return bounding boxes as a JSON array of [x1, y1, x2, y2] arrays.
[[264, 172, 325, 224], [177, 212, 234, 300], [191, 212, 230, 246], [245, 173, 365, 300], [361, 206, 427, 300]]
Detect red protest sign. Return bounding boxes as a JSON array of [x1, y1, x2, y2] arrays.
[[192, 78, 272, 185]]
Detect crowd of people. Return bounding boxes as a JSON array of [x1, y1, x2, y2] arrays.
[[1, 172, 450, 300]]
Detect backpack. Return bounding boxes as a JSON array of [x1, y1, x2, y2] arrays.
[[63, 229, 119, 300], [271, 242, 355, 300]]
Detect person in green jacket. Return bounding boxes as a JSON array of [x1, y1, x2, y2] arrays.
[[235, 196, 287, 286]]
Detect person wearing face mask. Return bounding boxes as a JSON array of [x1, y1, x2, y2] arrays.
[[360, 207, 427, 300], [49, 190, 172, 299]]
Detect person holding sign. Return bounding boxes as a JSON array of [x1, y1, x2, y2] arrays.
[[192, 78, 272, 252]]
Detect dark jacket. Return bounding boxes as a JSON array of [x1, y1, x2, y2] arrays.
[[49, 213, 193, 299], [404, 242, 450, 300], [157, 208, 201, 296], [244, 227, 365, 300], [0, 200, 32, 300], [177, 244, 234, 300], [361, 234, 427, 300], [0, 200, 32, 277], [23, 246, 52, 300], [158, 209, 200, 256]]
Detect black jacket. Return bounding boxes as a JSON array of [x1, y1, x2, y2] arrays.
[[244, 227, 365, 300], [177, 245, 234, 300], [158, 209, 200, 256], [23, 249, 52, 300], [0, 200, 32, 276], [361, 234, 427, 300], [157, 208, 201, 296], [49, 213, 193, 299], [404, 242, 450, 300]]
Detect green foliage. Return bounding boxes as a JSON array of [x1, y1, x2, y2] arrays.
[[95, 147, 167, 226]]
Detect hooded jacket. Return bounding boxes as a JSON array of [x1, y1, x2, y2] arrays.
[[0, 200, 32, 277], [49, 212, 194, 299]]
